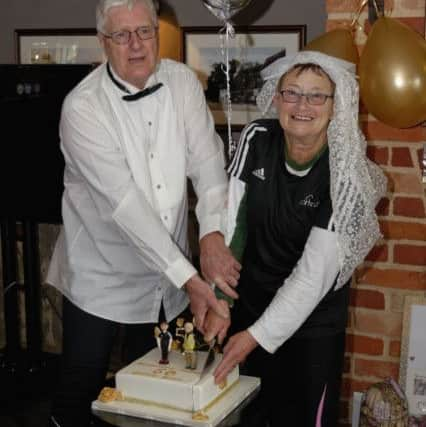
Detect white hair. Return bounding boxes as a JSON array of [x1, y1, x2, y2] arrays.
[[96, 0, 158, 32]]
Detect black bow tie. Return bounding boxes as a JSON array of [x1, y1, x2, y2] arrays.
[[107, 63, 163, 101]]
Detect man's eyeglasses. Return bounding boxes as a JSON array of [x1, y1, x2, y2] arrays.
[[102, 26, 157, 45], [279, 89, 334, 106]]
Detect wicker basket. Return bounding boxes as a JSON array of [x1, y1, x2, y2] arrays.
[[360, 378, 409, 427]]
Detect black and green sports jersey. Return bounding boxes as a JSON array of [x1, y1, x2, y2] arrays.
[[228, 119, 349, 337]]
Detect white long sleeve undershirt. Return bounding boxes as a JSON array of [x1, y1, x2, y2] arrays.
[[248, 227, 340, 353]]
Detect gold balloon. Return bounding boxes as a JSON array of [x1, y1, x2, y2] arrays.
[[303, 28, 359, 66], [158, 14, 181, 61], [359, 17, 426, 128]]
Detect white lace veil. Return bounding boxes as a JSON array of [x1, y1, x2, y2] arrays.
[[257, 50, 387, 288]]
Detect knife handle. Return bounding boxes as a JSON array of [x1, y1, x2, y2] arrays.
[[214, 286, 234, 308]]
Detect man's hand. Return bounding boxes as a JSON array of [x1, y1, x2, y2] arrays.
[[203, 300, 231, 344], [213, 330, 258, 384], [184, 274, 228, 334], [199, 232, 241, 300]]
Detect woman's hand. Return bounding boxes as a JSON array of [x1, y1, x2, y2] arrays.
[[213, 330, 258, 384]]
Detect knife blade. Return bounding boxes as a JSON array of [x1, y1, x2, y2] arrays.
[[200, 338, 216, 375]]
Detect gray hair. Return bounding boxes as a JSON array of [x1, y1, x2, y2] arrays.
[[96, 0, 158, 33]]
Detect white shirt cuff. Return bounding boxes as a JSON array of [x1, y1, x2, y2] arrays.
[[164, 257, 197, 289], [248, 323, 275, 353], [198, 213, 223, 240]]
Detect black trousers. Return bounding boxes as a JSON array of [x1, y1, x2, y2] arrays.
[[49, 297, 164, 427], [231, 303, 346, 427]]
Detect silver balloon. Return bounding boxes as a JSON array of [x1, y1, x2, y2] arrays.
[[202, 0, 253, 22], [201, 0, 253, 157]]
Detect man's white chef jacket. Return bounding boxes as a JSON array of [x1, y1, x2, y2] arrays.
[[46, 59, 228, 323]]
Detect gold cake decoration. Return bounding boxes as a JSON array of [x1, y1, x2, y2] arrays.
[[192, 410, 209, 421], [98, 387, 123, 403]]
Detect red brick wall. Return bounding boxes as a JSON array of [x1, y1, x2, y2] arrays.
[[326, 1, 426, 425]]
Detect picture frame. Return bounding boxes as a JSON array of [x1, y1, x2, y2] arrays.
[[399, 295, 426, 416], [216, 124, 243, 161], [15, 28, 105, 65], [182, 25, 306, 127]]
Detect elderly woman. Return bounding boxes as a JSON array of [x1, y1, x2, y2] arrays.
[[208, 51, 387, 426]]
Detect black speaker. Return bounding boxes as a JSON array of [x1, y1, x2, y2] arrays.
[[0, 64, 94, 223]]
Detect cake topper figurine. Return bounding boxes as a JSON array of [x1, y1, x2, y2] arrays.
[[173, 317, 186, 351], [182, 321, 197, 369], [155, 321, 172, 364]]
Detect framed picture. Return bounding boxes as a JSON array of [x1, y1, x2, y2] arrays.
[[216, 124, 243, 161], [182, 25, 306, 127], [15, 29, 105, 65], [399, 295, 426, 416]]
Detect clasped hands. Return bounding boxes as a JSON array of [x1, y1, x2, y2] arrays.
[[184, 232, 258, 384], [185, 231, 240, 339]]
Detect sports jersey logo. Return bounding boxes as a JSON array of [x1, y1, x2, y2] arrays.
[[299, 194, 320, 208], [252, 168, 265, 181]]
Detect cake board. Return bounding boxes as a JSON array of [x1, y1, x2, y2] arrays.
[[92, 375, 260, 427]]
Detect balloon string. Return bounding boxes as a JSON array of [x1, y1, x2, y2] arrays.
[[350, 0, 369, 29], [219, 22, 236, 159], [351, 0, 385, 28], [371, 0, 383, 18], [225, 22, 235, 159]]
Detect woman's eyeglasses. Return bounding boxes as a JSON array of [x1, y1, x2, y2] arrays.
[[279, 89, 334, 106], [102, 26, 157, 45]]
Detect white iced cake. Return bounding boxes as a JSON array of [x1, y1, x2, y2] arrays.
[[113, 348, 239, 414]]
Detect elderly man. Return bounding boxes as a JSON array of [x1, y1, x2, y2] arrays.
[[47, 0, 240, 425]]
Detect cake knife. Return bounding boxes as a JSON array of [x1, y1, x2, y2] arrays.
[[200, 338, 216, 375]]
